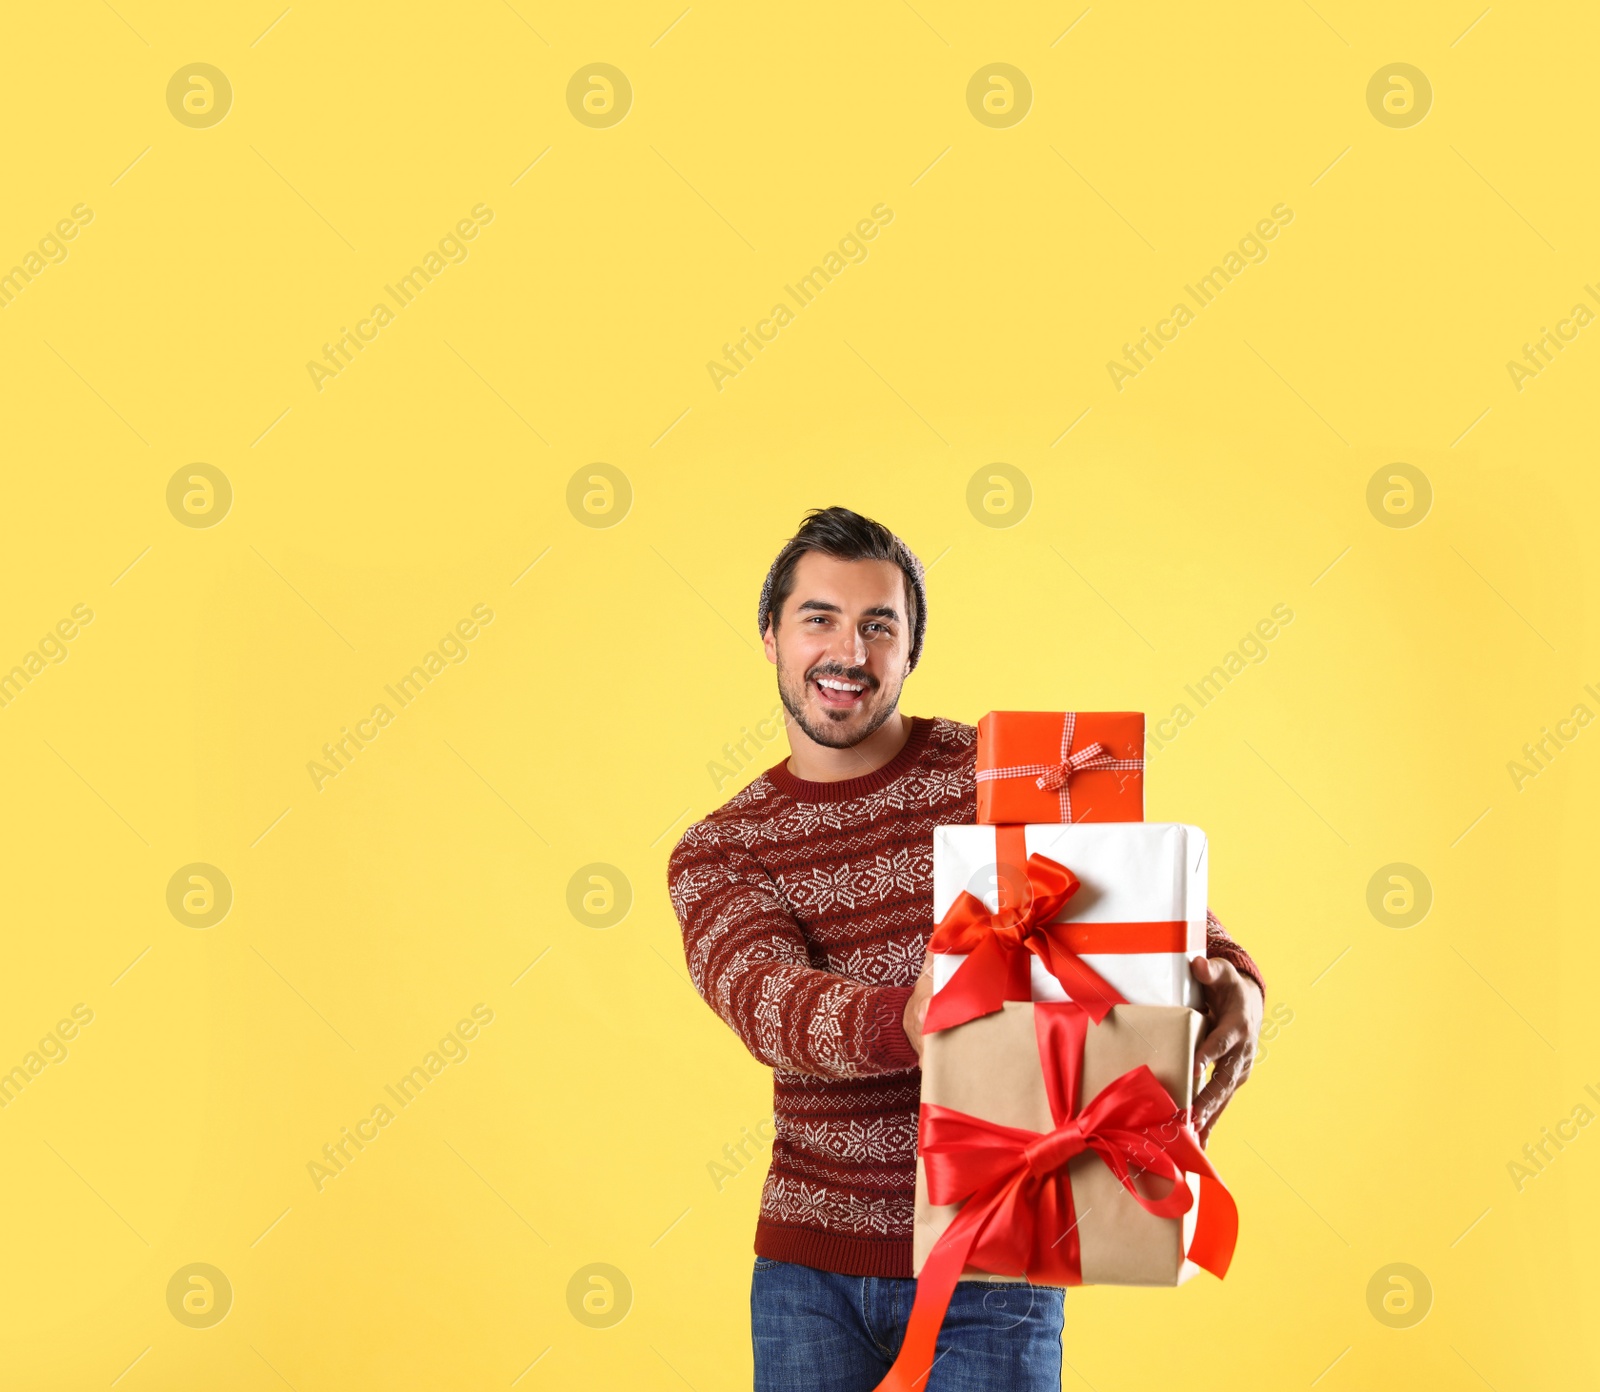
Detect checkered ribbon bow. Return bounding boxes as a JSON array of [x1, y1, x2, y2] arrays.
[[975, 711, 1144, 821]]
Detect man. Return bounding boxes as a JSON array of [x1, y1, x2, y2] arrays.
[[668, 507, 1263, 1390]]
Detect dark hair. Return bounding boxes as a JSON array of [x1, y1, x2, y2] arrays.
[[756, 507, 927, 670]]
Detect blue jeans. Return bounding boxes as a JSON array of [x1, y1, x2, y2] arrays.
[[750, 1257, 1064, 1391]]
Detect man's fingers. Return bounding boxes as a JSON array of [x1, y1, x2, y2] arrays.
[[1192, 1073, 1232, 1137], [1195, 1063, 1232, 1107], [1191, 1038, 1257, 1145], [1190, 955, 1241, 989], [1195, 1024, 1243, 1071]]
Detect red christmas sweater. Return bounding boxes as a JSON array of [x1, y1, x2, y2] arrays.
[[667, 715, 1264, 1278]]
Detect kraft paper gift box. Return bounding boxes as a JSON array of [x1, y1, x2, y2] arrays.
[[913, 1002, 1226, 1287], [976, 710, 1145, 824], [930, 822, 1208, 1018], [876, 1003, 1235, 1390]]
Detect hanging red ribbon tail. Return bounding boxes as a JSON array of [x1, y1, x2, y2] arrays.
[[874, 1175, 997, 1392], [922, 928, 1032, 1033], [1030, 935, 1124, 1024]]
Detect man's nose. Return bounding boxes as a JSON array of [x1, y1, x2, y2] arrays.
[[825, 625, 867, 668]]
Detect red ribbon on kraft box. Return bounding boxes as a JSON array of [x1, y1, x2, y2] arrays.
[[873, 1003, 1238, 1392], [976, 711, 1145, 825]]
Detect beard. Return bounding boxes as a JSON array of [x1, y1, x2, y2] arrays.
[[775, 656, 903, 750]]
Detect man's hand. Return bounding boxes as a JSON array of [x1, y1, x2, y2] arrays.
[[903, 951, 936, 1060], [1190, 956, 1263, 1146]]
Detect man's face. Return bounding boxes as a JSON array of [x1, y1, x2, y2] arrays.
[[763, 551, 912, 749]]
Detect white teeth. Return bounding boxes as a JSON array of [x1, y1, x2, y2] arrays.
[[817, 678, 863, 693]]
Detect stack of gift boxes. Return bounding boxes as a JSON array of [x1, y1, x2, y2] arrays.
[[876, 712, 1239, 1391]]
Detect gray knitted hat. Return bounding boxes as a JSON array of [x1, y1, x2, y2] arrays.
[[756, 507, 928, 672]]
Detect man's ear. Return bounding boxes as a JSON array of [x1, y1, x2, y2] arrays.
[[762, 621, 778, 666]]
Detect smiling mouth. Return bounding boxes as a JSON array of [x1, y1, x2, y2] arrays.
[[812, 675, 869, 710]]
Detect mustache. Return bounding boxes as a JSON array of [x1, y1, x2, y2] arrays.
[[807, 663, 878, 689]]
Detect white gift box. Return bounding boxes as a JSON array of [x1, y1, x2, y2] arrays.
[[931, 823, 1208, 1011]]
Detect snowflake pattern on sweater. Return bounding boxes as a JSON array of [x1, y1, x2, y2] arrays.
[[667, 715, 1265, 1278]]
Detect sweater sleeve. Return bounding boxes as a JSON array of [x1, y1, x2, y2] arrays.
[[1204, 906, 1265, 997], [668, 825, 921, 1080]]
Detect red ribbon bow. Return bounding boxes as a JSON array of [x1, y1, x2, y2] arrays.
[[873, 1004, 1238, 1392], [924, 852, 1127, 1033]]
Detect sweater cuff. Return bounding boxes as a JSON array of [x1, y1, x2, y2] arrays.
[[864, 984, 919, 1071]]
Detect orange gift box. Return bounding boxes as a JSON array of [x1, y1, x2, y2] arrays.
[[975, 711, 1145, 825]]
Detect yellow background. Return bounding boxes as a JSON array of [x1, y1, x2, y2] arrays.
[[2, 1, 1596, 1387]]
